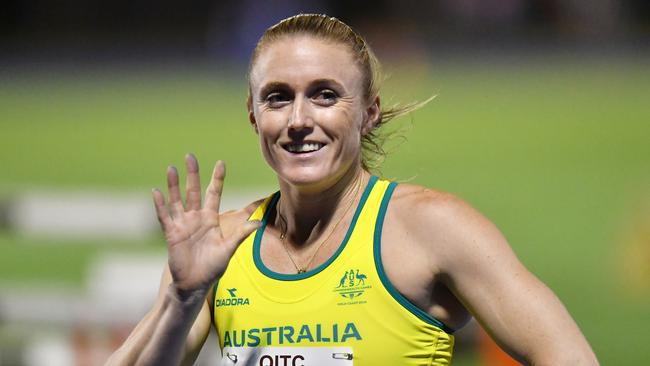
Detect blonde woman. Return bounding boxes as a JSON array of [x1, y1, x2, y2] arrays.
[[107, 14, 598, 366]]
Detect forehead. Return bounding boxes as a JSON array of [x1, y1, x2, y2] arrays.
[[250, 35, 363, 93]]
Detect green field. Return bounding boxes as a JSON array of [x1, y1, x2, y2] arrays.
[[1, 58, 649, 364]]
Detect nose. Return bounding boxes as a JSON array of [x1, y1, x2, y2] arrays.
[[287, 96, 313, 130]]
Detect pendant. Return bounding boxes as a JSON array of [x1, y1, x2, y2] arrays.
[[297, 268, 307, 274]]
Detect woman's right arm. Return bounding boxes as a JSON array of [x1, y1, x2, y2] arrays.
[[105, 266, 212, 366], [105, 155, 260, 366]]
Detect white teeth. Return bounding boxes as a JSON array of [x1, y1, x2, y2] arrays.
[[286, 143, 322, 153]]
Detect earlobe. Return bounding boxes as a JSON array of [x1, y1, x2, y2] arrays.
[[362, 96, 381, 136], [248, 111, 259, 134]]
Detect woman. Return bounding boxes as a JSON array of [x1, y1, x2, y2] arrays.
[[107, 14, 598, 366]]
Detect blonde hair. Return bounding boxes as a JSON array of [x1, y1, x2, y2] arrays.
[[249, 14, 430, 171]]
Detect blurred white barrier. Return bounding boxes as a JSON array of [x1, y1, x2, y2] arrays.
[[23, 335, 74, 366], [8, 188, 270, 239], [0, 286, 86, 325], [10, 191, 156, 239], [0, 253, 165, 326], [86, 252, 167, 324]]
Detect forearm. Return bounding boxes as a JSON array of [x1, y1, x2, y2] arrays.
[[105, 285, 207, 366], [476, 282, 598, 366], [525, 328, 599, 366], [134, 285, 207, 366], [530, 354, 599, 366]]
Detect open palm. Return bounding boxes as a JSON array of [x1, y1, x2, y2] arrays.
[[152, 154, 259, 294]]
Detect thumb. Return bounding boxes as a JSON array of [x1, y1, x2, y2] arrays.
[[225, 220, 261, 252]]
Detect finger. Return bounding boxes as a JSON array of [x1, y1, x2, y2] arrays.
[[224, 220, 261, 254], [185, 153, 201, 211], [167, 166, 184, 217], [152, 188, 172, 230], [204, 160, 225, 213]]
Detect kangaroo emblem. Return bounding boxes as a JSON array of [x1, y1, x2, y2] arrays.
[[334, 268, 370, 301], [355, 269, 367, 285], [337, 271, 348, 288]]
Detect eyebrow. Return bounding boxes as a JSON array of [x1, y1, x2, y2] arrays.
[[258, 78, 347, 99]]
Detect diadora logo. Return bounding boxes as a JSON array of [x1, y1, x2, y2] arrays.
[[216, 287, 251, 307], [333, 269, 372, 305]]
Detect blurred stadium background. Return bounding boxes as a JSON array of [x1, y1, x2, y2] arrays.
[[1, 1, 649, 365]]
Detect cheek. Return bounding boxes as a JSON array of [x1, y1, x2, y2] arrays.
[[324, 104, 363, 134], [255, 110, 284, 138], [254, 114, 283, 161], [340, 107, 364, 143]]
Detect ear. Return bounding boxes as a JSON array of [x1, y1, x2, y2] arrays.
[[361, 95, 381, 136], [247, 94, 259, 134]]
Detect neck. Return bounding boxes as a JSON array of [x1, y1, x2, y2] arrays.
[[275, 167, 369, 247]]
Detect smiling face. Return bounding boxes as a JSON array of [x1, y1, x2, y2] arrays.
[[248, 35, 379, 190]]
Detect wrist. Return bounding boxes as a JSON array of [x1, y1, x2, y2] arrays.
[[167, 284, 208, 308]]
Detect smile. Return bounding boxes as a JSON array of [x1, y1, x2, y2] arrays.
[[282, 142, 325, 154]]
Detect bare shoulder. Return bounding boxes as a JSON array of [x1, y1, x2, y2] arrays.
[[389, 183, 491, 232], [387, 183, 510, 272], [390, 183, 470, 217]]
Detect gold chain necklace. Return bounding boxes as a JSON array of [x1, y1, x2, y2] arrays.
[[277, 177, 363, 274]]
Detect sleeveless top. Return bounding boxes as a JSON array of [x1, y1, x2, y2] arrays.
[[213, 176, 454, 366]]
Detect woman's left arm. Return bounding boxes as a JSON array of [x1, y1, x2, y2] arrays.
[[411, 190, 598, 365]]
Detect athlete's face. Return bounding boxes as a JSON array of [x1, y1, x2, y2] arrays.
[[248, 35, 379, 189]]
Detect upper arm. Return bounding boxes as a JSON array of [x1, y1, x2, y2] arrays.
[[404, 189, 597, 365]]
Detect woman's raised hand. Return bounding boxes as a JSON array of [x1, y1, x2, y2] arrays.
[[152, 154, 260, 296]]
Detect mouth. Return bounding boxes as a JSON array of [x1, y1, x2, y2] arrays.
[[282, 142, 325, 154]]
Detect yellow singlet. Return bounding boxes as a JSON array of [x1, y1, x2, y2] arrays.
[[213, 176, 454, 366]]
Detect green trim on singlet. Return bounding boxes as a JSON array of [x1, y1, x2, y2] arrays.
[[253, 175, 378, 281], [373, 181, 455, 334]]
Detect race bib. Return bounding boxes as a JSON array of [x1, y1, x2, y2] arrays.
[[221, 346, 354, 365]]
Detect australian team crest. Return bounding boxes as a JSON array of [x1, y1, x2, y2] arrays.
[[334, 269, 372, 305]]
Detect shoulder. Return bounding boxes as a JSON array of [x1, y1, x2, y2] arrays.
[[385, 183, 509, 273], [388, 183, 468, 217], [387, 183, 489, 232]]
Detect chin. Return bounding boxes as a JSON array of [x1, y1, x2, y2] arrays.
[[278, 165, 342, 189]]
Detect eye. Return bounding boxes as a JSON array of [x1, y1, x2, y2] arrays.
[[312, 89, 338, 105], [265, 92, 291, 108]]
